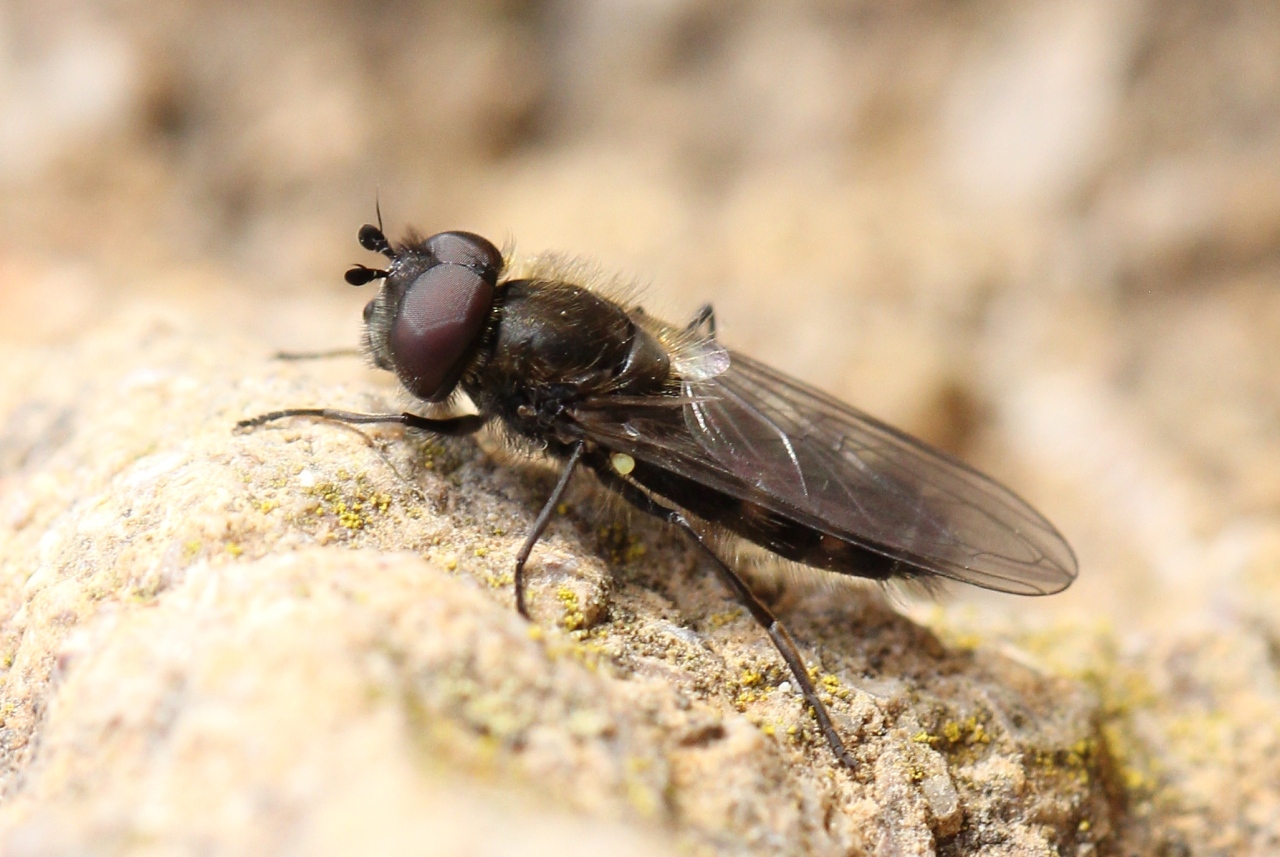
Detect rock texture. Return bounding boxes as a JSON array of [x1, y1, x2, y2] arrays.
[[2, 1, 1280, 854], [0, 310, 1112, 854]]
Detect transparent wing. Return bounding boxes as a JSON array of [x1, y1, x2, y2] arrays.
[[572, 350, 1077, 595]]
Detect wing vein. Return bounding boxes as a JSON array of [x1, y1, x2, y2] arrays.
[[573, 345, 1077, 595]]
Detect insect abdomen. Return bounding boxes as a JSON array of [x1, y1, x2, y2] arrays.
[[624, 457, 908, 582]]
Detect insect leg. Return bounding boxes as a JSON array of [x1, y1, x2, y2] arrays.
[[591, 466, 856, 770], [272, 348, 365, 360], [513, 440, 586, 619], [687, 304, 717, 337], [236, 408, 485, 436]]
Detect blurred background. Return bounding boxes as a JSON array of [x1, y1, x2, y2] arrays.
[[2, 0, 1279, 851]]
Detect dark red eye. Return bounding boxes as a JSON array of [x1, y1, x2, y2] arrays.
[[389, 264, 494, 401], [424, 231, 503, 284]]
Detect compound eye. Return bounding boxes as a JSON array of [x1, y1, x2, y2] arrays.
[[388, 264, 494, 401], [424, 231, 503, 284]]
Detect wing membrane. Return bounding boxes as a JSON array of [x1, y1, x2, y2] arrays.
[[572, 350, 1076, 595]]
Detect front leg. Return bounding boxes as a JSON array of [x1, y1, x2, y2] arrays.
[[272, 348, 364, 361], [237, 408, 485, 436]]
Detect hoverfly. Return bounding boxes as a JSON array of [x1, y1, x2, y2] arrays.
[[239, 221, 1078, 770]]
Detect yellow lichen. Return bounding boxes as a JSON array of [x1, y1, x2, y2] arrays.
[[306, 475, 393, 533], [818, 672, 852, 701], [556, 587, 586, 632], [623, 757, 661, 818], [707, 610, 741, 628]]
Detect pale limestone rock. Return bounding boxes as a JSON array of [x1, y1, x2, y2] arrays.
[[0, 307, 1111, 855]]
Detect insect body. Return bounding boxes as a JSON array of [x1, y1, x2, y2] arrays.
[[241, 223, 1078, 770]]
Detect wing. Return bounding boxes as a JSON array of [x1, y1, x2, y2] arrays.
[[571, 350, 1077, 595]]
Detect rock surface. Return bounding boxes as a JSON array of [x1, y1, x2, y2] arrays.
[[0, 309, 1113, 855], [3, 1, 1280, 854]]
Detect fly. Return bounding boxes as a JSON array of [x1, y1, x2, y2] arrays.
[[238, 221, 1079, 770]]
